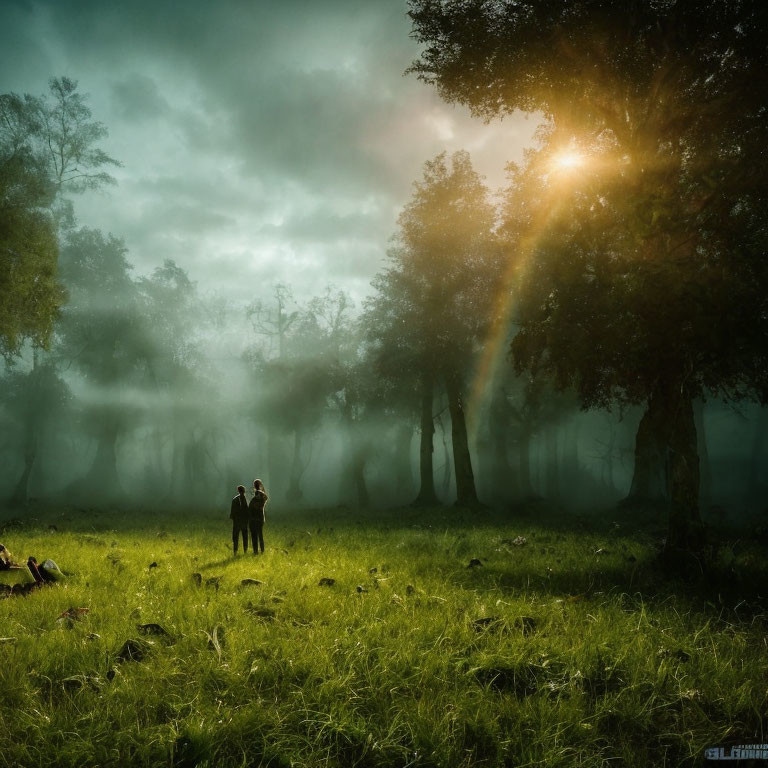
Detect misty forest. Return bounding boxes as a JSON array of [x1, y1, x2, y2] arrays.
[[1, 2, 768, 767]]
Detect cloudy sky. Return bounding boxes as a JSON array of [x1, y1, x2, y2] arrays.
[[1, 0, 536, 305]]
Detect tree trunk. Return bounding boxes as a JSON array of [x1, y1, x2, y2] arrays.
[[413, 371, 438, 506], [339, 416, 370, 508], [440, 415, 452, 496], [66, 416, 124, 505], [518, 424, 533, 499], [85, 421, 122, 491], [625, 402, 665, 504], [10, 348, 41, 507], [393, 422, 414, 495], [561, 419, 579, 494], [352, 441, 370, 508], [658, 379, 705, 553], [545, 424, 560, 500], [747, 408, 768, 509], [266, 426, 286, 502], [445, 370, 480, 507], [10, 432, 37, 507], [693, 399, 711, 508], [286, 429, 305, 503]]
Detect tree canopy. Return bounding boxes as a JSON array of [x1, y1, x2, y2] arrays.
[[0, 77, 120, 360], [409, 0, 768, 548]]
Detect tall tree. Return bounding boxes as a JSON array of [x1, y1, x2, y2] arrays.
[[137, 260, 208, 500], [0, 93, 60, 359], [410, 0, 768, 550], [2, 78, 120, 504], [367, 151, 499, 507], [1, 358, 70, 505], [57, 228, 145, 501], [247, 286, 342, 504], [1, 77, 120, 356]]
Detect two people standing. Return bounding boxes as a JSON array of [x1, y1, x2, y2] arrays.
[[230, 479, 269, 555]]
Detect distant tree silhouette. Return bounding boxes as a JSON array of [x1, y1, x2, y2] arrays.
[[367, 151, 500, 507], [57, 228, 145, 501]]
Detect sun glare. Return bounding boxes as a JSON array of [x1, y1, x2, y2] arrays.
[[553, 151, 584, 170]]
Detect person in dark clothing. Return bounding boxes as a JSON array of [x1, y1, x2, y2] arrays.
[[230, 485, 249, 555], [0, 543, 11, 571], [248, 479, 268, 555]]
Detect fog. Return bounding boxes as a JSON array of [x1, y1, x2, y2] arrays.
[[1, 251, 765, 521], [1, 0, 766, 533]]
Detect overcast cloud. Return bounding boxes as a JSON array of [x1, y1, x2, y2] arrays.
[[0, 0, 535, 304]]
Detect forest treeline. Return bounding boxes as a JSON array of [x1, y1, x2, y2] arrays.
[[2, 0, 768, 557]]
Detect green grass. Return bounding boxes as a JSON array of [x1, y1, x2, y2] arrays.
[[0, 505, 766, 767]]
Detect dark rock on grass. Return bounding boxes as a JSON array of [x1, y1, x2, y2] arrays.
[[514, 616, 538, 636], [57, 607, 89, 626], [356, 585, 368, 593], [467, 558, 483, 569], [191, 572, 202, 586], [245, 604, 276, 620], [115, 637, 152, 663], [318, 577, 335, 587], [61, 675, 100, 692], [472, 617, 507, 633], [406, 584, 415, 595], [205, 576, 221, 590], [657, 646, 691, 662], [241, 578, 264, 587], [148, 561, 158, 569], [137, 623, 172, 639]]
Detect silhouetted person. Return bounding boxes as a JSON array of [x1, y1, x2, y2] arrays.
[[0, 544, 11, 571], [248, 479, 268, 555], [230, 485, 249, 555]]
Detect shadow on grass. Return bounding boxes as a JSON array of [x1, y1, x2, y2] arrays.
[[455, 554, 768, 623]]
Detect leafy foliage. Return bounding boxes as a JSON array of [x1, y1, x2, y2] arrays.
[[367, 150, 499, 384], [0, 77, 120, 359], [0, 95, 60, 359]]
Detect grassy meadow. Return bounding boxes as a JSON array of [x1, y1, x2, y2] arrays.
[[0, 504, 766, 768]]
